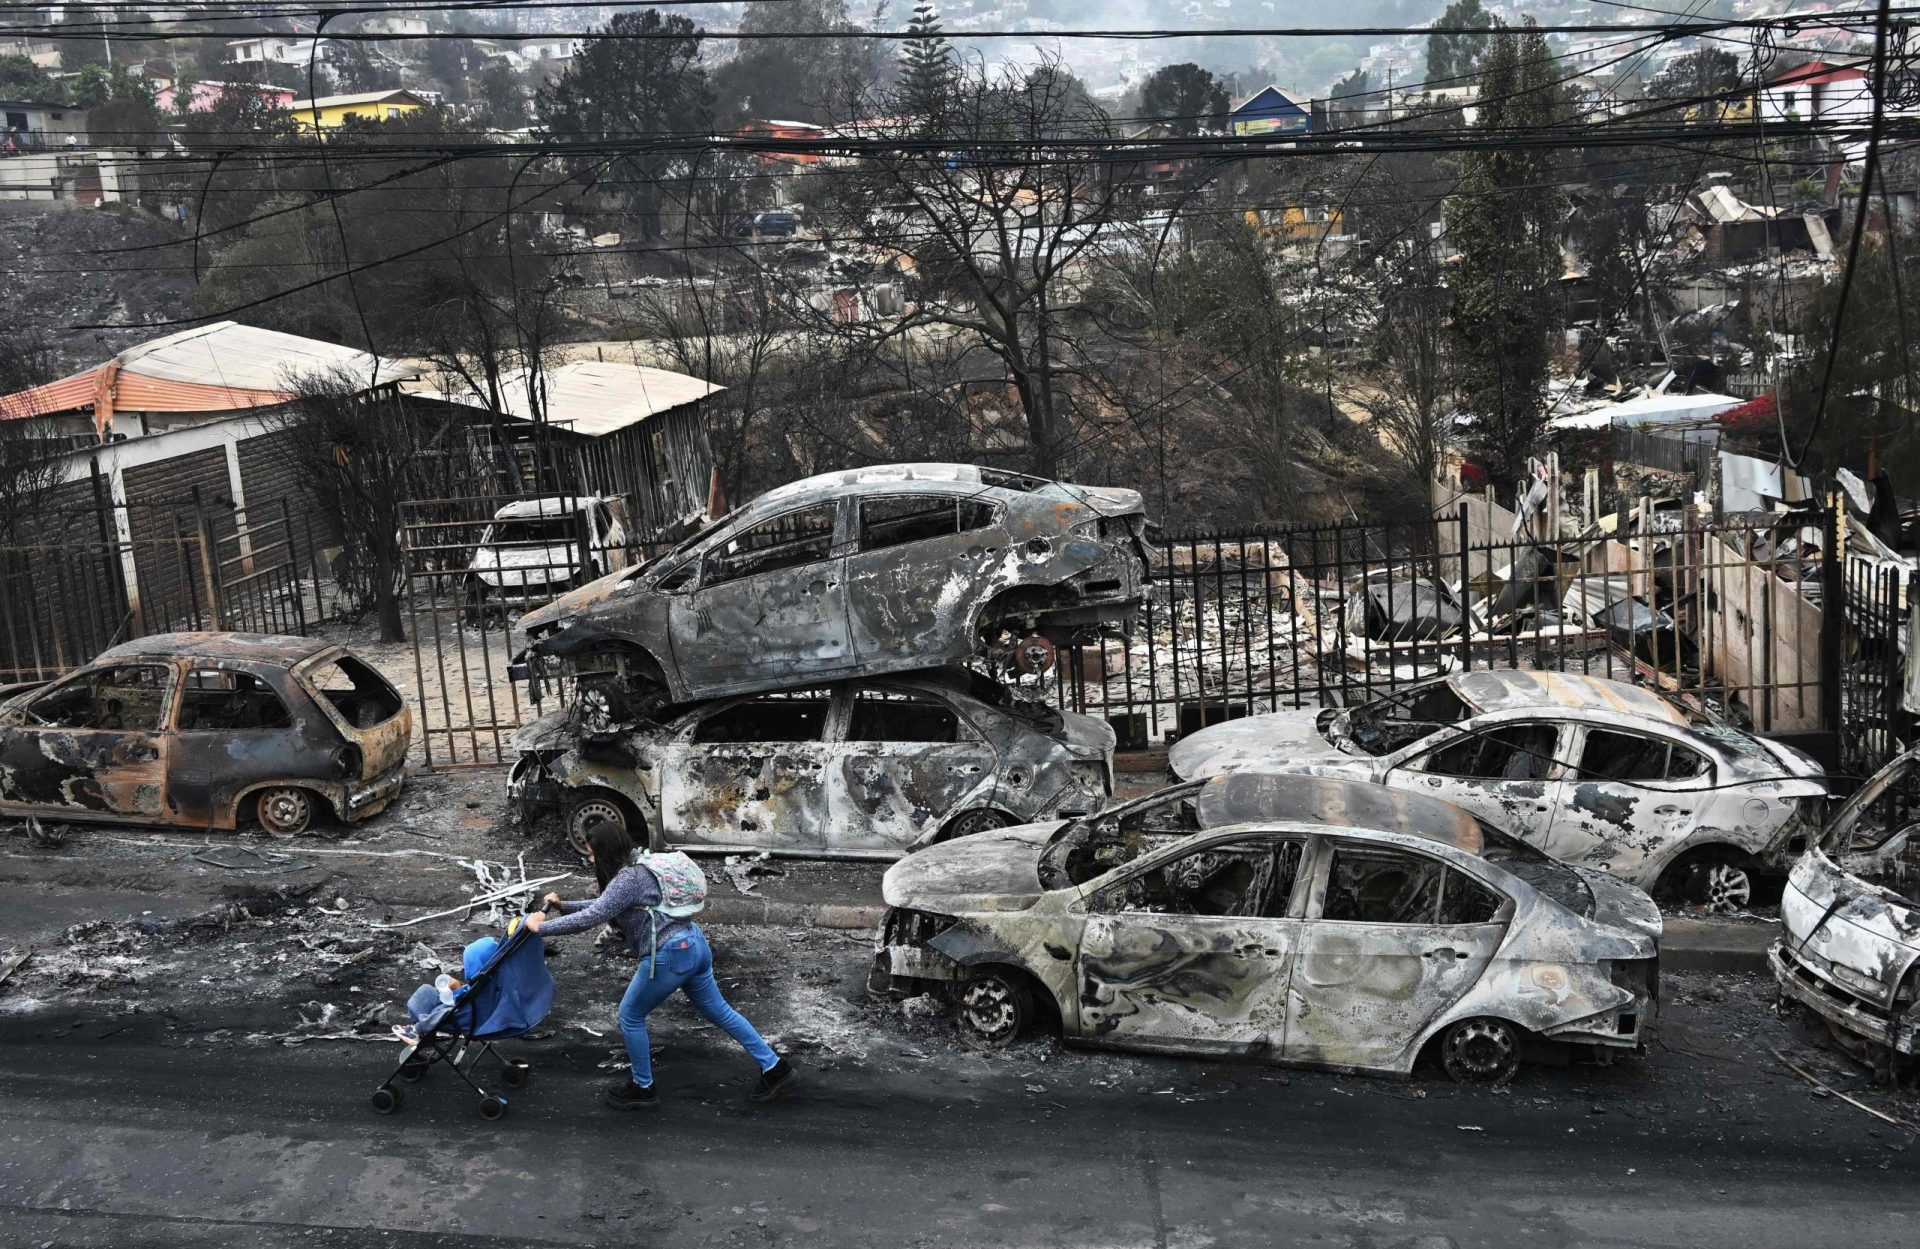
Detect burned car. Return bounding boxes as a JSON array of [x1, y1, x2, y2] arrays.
[[1771, 748, 1920, 1063], [0, 632, 411, 836], [508, 669, 1114, 855], [465, 494, 631, 615], [872, 771, 1661, 1082], [513, 463, 1150, 724], [1169, 671, 1827, 909]]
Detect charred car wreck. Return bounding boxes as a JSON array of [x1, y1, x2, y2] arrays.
[[1170, 671, 1827, 910], [511, 463, 1151, 730], [510, 670, 1114, 856], [1772, 749, 1920, 1065], [0, 633, 411, 836], [873, 771, 1661, 1083]]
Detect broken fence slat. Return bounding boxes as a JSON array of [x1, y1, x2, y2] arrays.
[[371, 873, 576, 930]]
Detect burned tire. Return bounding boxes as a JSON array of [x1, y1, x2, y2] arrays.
[[1659, 849, 1755, 915], [565, 792, 635, 857], [941, 808, 1012, 842], [957, 969, 1032, 1048], [256, 787, 316, 838], [1439, 1017, 1520, 1085]]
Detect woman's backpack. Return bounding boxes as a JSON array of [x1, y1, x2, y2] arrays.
[[639, 850, 707, 918]]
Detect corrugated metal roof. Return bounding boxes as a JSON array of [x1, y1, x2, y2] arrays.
[[286, 90, 427, 112], [403, 359, 722, 437], [0, 321, 417, 422]]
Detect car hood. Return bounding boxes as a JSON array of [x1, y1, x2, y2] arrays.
[[1168, 710, 1366, 779], [471, 543, 578, 586], [517, 564, 639, 633], [1781, 848, 1920, 1008], [883, 824, 1057, 912], [1044, 482, 1144, 518]]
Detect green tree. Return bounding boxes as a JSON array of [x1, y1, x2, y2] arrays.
[[898, 3, 955, 123], [1648, 47, 1742, 102], [1424, 0, 1493, 86], [1137, 62, 1229, 136], [472, 59, 526, 128], [535, 9, 711, 239], [71, 64, 165, 148], [0, 54, 58, 103], [711, 0, 877, 125], [1442, 19, 1565, 493]]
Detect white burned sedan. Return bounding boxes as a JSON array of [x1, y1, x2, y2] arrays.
[[1169, 671, 1827, 910], [873, 772, 1661, 1083]]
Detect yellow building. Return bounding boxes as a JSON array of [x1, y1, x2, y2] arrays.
[[284, 89, 429, 131]]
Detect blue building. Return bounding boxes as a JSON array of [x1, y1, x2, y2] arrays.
[[1229, 85, 1312, 137]]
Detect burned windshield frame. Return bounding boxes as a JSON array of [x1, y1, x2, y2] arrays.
[[1342, 677, 1473, 757], [1819, 750, 1920, 854], [1038, 781, 1208, 888]]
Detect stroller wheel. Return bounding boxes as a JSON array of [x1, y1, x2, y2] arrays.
[[371, 1084, 403, 1115], [478, 1095, 508, 1121], [502, 1061, 530, 1088], [399, 1057, 431, 1083]]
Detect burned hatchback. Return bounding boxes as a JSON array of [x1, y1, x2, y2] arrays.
[[0, 632, 411, 836], [509, 669, 1114, 856], [512, 463, 1150, 725], [873, 772, 1661, 1082]]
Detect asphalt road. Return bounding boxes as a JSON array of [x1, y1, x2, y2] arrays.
[[4, 972, 1918, 1249]]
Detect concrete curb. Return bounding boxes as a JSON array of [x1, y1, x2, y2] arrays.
[[703, 897, 1779, 973]]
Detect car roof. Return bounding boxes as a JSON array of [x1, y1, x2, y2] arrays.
[[750, 463, 997, 511], [1193, 772, 1484, 855], [93, 631, 332, 666], [491, 495, 607, 520], [1451, 670, 1688, 728]]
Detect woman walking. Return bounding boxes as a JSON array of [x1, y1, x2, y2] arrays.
[[525, 822, 796, 1109]]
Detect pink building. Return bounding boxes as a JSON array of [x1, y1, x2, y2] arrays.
[[154, 80, 295, 114]]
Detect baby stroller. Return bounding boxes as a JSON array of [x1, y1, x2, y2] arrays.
[[370, 921, 554, 1120]]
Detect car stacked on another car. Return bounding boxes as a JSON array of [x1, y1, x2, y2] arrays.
[[0, 632, 412, 836], [871, 771, 1661, 1082], [1169, 671, 1828, 910], [508, 463, 1150, 858]]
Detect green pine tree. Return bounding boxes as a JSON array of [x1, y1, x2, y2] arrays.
[[899, 3, 954, 126]]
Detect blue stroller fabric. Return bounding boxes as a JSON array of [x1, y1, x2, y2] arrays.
[[444, 923, 554, 1042]]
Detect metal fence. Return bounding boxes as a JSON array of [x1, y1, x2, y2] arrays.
[[398, 490, 1905, 779], [0, 496, 347, 684], [1838, 555, 1917, 778]]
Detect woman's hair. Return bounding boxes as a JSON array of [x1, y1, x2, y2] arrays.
[[586, 820, 636, 893]]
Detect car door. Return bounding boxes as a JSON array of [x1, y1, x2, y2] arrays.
[[655, 688, 835, 853], [1547, 725, 1715, 878], [668, 501, 851, 695], [1285, 837, 1508, 1070], [842, 493, 1003, 664], [0, 661, 177, 821], [827, 685, 1000, 854], [1386, 719, 1567, 845], [1074, 836, 1306, 1055], [167, 665, 307, 826]]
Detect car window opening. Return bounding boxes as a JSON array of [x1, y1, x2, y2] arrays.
[[1424, 724, 1557, 782], [1323, 847, 1499, 925], [694, 692, 832, 744], [180, 670, 291, 730], [307, 656, 403, 729], [491, 516, 581, 546], [1096, 839, 1301, 918], [705, 503, 836, 585], [25, 664, 173, 732], [1341, 679, 1472, 756], [847, 690, 959, 743], [1041, 784, 1206, 887], [1577, 729, 1708, 783], [859, 495, 996, 552], [1823, 754, 1920, 856]]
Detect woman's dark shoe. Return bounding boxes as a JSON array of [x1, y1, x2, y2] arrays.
[[606, 1079, 659, 1110], [749, 1058, 797, 1103]]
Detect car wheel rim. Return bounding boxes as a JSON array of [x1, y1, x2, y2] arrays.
[[260, 789, 311, 838], [960, 979, 1019, 1045], [1702, 863, 1752, 913], [948, 810, 1009, 839], [568, 800, 625, 856], [1443, 1019, 1517, 1084]]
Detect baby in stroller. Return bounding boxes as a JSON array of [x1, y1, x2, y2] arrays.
[[371, 915, 555, 1120]]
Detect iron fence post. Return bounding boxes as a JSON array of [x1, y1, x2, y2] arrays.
[[1820, 501, 1842, 734], [1457, 504, 1472, 673]]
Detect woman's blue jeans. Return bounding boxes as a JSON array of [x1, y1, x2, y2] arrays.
[[617, 924, 777, 1087]]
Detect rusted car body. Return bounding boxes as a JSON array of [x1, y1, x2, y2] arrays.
[[513, 463, 1150, 720], [0, 633, 411, 836], [508, 670, 1114, 856], [872, 772, 1661, 1081], [1771, 748, 1920, 1058], [1169, 671, 1827, 908]]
